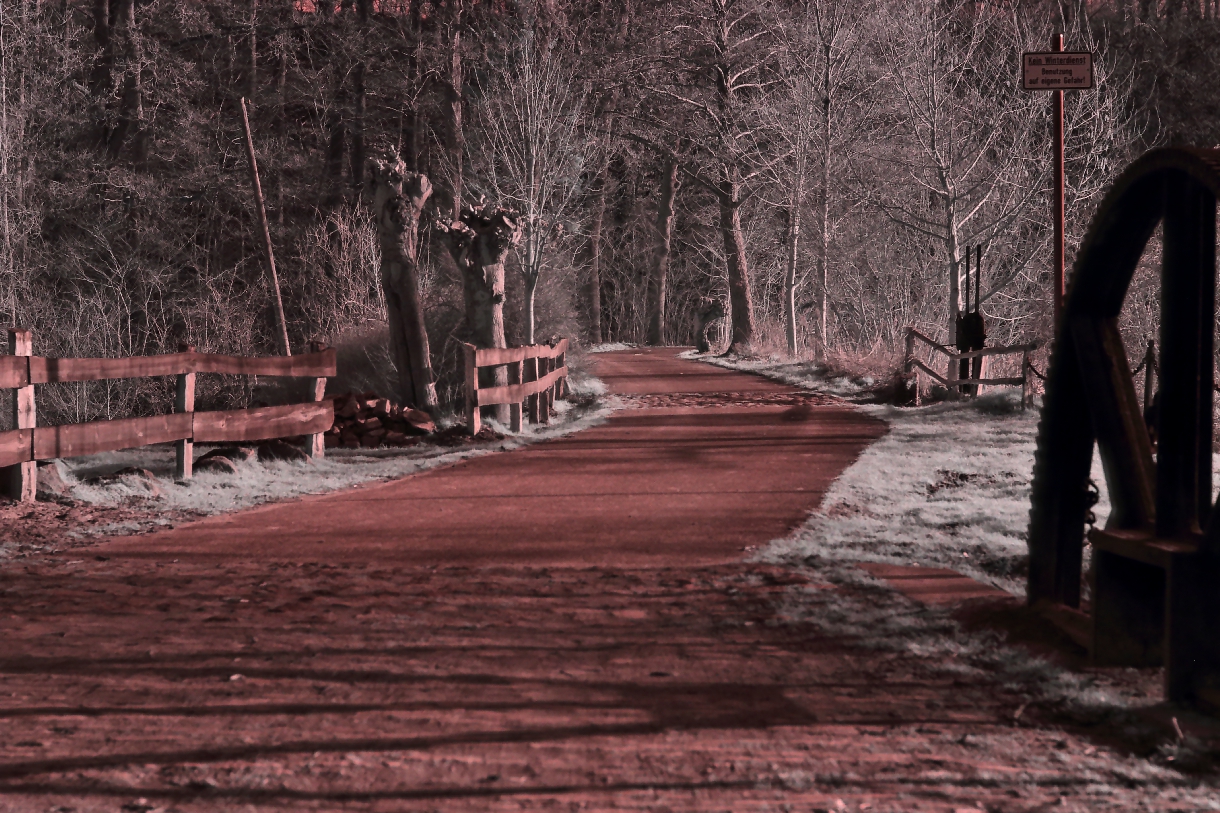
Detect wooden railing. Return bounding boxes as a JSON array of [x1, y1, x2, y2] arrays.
[[0, 329, 336, 501], [462, 338, 568, 435], [903, 327, 1038, 408]]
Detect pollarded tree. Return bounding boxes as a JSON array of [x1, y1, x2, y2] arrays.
[[368, 156, 437, 410], [474, 17, 588, 345]]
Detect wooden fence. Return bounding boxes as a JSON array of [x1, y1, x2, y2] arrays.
[[904, 327, 1038, 408], [462, 339, 568, 435], [0, 329, 336, 501]]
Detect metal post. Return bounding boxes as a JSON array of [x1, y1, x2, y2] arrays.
[[1053, 34, 1066, 328]]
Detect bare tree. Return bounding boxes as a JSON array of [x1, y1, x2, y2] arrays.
[[476, 20, 587, 345], [769, 0, 869, 356], [866, 0, 1045, 343], [438, 205, 522, 423], [642, 0, 777, 351], [368, 156, 438, 410]]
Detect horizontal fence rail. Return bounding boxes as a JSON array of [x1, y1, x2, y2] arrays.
[[0, 329, 336, 501], [904, 326, 1038, 408], [463, 339, 568, 435]]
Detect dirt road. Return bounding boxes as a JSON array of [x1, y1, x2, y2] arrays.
[[0, 349, 1209, 811]]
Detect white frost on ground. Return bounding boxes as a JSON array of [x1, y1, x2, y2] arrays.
[[695, 351, 1118, 597], [587, 342, 637, 353], [766, 394, 1061, 596], [679, 349, 876, 397], [53, 370, 617, 533]]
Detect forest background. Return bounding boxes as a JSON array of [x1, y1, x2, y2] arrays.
[[0, 0, 1216, 421]]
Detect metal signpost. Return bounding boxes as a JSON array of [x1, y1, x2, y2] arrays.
[[1023, 37, 1094, 327]]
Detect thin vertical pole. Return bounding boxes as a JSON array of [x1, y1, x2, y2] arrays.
[[975, 244, 982, 312], [1053, 33, 1066, 328], [239, 96, 291, 356]]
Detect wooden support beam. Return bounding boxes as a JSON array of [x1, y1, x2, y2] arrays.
[[509, 360, 523, 433], [305, 340, 328, 458], [1157, 173, 1215, 538], [1069, 316, 1156, 531], [175, 344, 196, 482], [3, 329, 35, 502], [463, 343, 480, 436]]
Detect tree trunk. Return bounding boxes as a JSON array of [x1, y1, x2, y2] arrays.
[[247, 0, 257, 99], [446, 24, 464, 219], [107, 0, 144, 161], [719, 170, 754, 351], [646, 158, 679, 346], [89, 0, 111, 144], [440, 208, 522, 425], [784, 195, 801, 357], [350, 62, 365, 196], [369, 158, 438, 410], [524, 274, 538, 346], [816, 49, 832, 358], [587, 172, 606, 344]]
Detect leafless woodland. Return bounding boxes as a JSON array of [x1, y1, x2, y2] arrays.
[[0, 0, 1216, 419]]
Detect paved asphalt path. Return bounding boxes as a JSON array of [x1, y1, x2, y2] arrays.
[[1, 349, 1201, 812]]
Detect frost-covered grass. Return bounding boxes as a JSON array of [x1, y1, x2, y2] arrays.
[[695, 350, 1097, 597], [680, 348, 878, 398], [587, 342, 637, 353], [767, 394, 1050, 596], [52, 369, 616, 532]]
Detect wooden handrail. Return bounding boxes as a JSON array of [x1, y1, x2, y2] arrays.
[[0, 331, 335, 499], [908, 327, 952, 356], [0, 348, 336, 387], [463, 339, 568, 435]]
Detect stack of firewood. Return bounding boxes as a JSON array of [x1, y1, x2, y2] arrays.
[[325, 392, 437, 449]]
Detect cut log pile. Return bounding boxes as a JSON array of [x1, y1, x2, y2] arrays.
[[325, 392, 437, 449]]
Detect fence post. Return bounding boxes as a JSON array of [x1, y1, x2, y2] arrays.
[[556, 348, 567, 398], [175, 344, 196, 482], [3, 329, 35, 502], [946, 348, 960, 399], [525, 351, 539, 425], [464, 343, 481, 435], [540, 354, 552, 424], [913, 368, 922, 407], [306, 340, 328, 458], [1142, 339, 1156, 416], [509, 359, 523, 433]]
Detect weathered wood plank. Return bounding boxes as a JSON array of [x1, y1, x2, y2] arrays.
[[191, 348, 336, 377], [0, 429, 33, 467], [0, 355, 28, 388], [477, 364, 567, 407], [193, 402, 333, 443], [1070, 315, 1156, 531], [33, 413, 194, 460], [951, 343, 1039, 362], [23, 348, 336, 384], [29, 353, 194, 384], [473, 338, 569, 367]]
